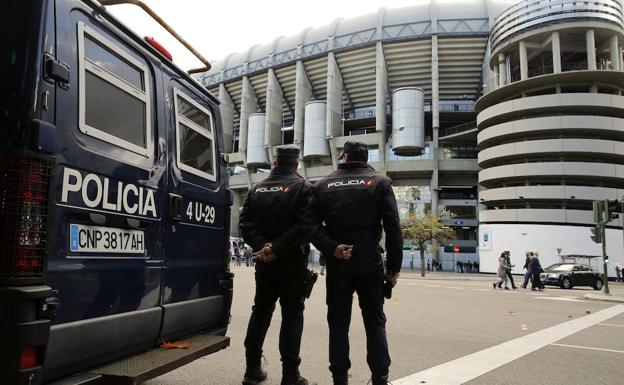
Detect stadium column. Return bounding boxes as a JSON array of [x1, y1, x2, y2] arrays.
[[231, 190, 243, 236], [265, 68, 283, 164], [610, 35, 620, 70], [431, 33, 441, 263], [519, 40, 528, 80], [376, 41, 388, 174], [326, 51, 343, 170], [498, 53, 506, 87], [552, 31, 561, 74], [240, 76, 258, 188], [586, 29, 597, 70], [492, 64, 499, 91], [294, 60, 313, 178], [218, 83, 235, 154]]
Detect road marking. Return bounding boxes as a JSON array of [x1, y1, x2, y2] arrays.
[[598, 323, 624, 328], [393, 304, 624, 385], [534, 297, 588, 303], [551, 343, 624, 354]]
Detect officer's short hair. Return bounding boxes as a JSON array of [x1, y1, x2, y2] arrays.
[[340, 141, 368, 162], [276, 147, 299, 167]]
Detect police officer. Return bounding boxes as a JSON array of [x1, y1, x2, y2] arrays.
[[239, 147, 317, 385], [312, 141, 403, 385]]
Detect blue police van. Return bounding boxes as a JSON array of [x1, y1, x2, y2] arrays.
[[0, 1, 234, 384]]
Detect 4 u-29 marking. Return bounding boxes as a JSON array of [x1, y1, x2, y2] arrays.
[[186, 201, 216, 224]]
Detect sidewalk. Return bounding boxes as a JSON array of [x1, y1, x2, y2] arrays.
[[583, 293, 624, 303], [398, 270, 493, 281]]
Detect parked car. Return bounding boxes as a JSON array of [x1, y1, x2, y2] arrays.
[[541, 263, 604, 290]]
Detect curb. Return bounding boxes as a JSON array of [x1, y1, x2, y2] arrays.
[[583, 293, 624, 303]]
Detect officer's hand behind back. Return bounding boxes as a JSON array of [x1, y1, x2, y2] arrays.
[[385, 272, 400, 288], [333, 244, 353, 260]]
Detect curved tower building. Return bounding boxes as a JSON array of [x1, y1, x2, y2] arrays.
[[477, 0, 624, 273]]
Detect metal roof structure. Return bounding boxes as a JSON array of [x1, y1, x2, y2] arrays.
[[201, 0, 518, 87]]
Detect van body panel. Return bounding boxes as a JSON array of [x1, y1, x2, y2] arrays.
[[159, 295, 224, 340], [43, 307, 161, 381], [49, 1, 165, 326]]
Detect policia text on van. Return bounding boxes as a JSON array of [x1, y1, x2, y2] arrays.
[[0, 1, 234, 384]]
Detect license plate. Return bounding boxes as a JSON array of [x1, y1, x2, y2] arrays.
[[69, 224, 144, 254]]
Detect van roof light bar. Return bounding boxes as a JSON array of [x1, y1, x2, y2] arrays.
[[99, 0, 211, 74]]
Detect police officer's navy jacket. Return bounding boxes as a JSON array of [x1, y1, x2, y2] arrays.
[[312, 162, 403, 273], [239, 166, 315, 268]]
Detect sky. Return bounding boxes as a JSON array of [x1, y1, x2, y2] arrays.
[[106, 0, 440, 71]]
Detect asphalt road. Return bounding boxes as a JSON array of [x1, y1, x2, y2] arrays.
[[145, 266, 624, 385]]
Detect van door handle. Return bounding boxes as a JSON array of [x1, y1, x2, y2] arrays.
[[168, 194, 183, 222]]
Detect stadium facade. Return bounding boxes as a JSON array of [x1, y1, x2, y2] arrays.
[[199, 0, 624, 276]]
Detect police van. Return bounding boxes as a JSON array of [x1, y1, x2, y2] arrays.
[[0, 1, 233, 384]]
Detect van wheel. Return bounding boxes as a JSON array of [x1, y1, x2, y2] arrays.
[[561, 277, 572, 289], [594, 279, 603, 291]]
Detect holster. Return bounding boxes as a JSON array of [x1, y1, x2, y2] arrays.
[[301, 269, 318, 299]]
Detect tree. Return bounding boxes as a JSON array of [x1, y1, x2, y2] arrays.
[[401, 213, 455, 277]]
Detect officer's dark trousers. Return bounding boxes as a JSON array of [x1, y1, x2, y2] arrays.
[[326, 263, 390, 378], [244, 264, 305, 378]]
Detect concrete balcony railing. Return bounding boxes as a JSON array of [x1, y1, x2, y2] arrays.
[[479, 185, 624, 204], [478, 138, 624, 167], [490, 0, 624, 51], [480, 208, 623, 226], [478, 161, 624, 186]]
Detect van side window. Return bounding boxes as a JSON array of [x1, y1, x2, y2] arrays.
[[77, 22, 151, 157], [174, 89, 216, 181]]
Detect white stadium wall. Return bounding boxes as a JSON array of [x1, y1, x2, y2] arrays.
[[479, 224, 624, 278]]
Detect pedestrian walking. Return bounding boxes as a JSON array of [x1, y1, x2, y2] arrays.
[[521, 252, 532, 288], [312, 141, 402, 385], [529, 251, 544, 291], [504, 251, 517, 289], [239, 147, 317, 385], [493, 252, 511, 289], [616, 263, 623, 282], [235, 247, 241, 266], [245, 247, 253, 267]]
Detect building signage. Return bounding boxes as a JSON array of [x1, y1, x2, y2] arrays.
[[480, 227, 492, 250]]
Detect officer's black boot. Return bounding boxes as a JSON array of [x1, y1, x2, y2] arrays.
[[242, 367, 267, 385], [332, 373, 349, 385], [280, 374, 317, 385], [371, 375, 389, 385], [243, 356, 267, 385]]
